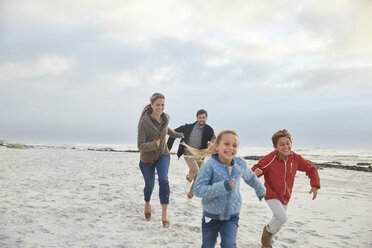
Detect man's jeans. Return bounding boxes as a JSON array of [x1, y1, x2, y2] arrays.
[[139, 154, 170, 204], [201, 215, 239, 248]]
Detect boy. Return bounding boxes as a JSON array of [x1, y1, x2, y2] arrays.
[[252, 129, 320, 248]]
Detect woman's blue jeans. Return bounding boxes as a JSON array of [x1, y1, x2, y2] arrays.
[[139, 154, 170, 204], [201, 215, 239, 248]]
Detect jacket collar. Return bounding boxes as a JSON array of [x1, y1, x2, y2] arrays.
[[194, 121, 204, 129], [275, 150, 293, 162], [142, 112, 169, 133], [211, 154, 236, 166]]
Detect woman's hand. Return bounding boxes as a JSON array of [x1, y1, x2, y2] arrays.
[[309, 187, 318, 200], [155, 139, 160, 147]]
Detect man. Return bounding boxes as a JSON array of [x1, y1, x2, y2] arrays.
[[167, 109, 215, 199]]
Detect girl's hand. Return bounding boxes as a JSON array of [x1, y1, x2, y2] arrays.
[[254, 168, 262, 176], [309, 187, 318, 200], [228, 179, 235, 190]]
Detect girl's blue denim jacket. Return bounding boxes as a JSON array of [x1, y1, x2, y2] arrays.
[[194, 154, 266, 220]]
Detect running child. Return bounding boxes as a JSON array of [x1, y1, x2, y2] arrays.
[[186, 130, 266, 247], [252, 129, 321, 248]]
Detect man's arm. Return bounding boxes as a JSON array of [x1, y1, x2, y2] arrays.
[[167, 125, 185, 150]]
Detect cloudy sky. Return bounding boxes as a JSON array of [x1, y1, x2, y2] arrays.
[[1, 0, 371, 149]]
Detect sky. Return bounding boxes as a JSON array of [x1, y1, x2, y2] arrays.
[[0, 0, 372, 149]]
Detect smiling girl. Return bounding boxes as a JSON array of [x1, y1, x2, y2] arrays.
[[185, 130, 266, 247]]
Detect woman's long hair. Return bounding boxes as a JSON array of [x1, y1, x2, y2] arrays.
[[137, 93, 165, 130], [182, 130, 238, 159]]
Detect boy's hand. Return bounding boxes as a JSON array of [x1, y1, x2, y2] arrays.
[[254, 168, 262, 176], [228, 179, 235, 190], [309, 187, 318, 200]]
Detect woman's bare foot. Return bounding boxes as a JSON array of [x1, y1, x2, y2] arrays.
[[162, 218, 170, 228], [144, 202, 151, 221], [161, 204, 170, 227]]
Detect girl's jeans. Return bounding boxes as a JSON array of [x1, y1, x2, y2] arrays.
[[201, 215, 239, 248], [139, 154, 170, 204], [266, 199, 288, 233]]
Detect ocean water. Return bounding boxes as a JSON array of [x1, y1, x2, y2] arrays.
[[71, 143, 372, 168], [238, 146, 372, 168]]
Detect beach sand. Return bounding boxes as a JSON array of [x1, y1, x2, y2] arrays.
[[1, 146, 371, 247]]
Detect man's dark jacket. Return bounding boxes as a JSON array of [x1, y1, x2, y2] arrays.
[[167, 122, 215, 159]]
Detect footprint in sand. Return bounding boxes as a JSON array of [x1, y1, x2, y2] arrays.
[[335, 234, 352, 240], [307, 229, 323, 237], [293, 221, 305, 226], [0, 234, 9, 240], [38, 226, 51, 234], [282, 237, 296, 244]]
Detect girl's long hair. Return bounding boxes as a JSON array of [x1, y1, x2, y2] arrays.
[[182, 130, 238, 159], [137, 93, 165, 130]]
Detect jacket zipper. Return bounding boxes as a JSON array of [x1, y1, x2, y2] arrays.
[[224, 164, 233, 218], [290, 162, 293, 173], [283, 160, 287, 195]]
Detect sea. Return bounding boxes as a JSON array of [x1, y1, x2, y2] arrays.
[[68, 143, 372, 169]]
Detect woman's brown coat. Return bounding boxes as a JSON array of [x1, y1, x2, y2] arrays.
[[137, 112, 183, 165]]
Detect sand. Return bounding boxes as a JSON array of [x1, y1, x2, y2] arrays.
[[1, 146, 371, 247]]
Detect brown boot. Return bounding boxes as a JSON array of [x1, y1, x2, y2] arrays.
[[187, 191, 194, 199], [186, 175, 193, 182], [261, 226, 273, 248]]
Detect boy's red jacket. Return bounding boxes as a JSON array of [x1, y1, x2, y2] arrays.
[[251, 151, 320, 205]]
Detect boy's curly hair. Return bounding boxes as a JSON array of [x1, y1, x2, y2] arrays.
[[272, 129, 292, 146]]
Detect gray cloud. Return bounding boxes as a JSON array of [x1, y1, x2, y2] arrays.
[[0, 0, 371, 149]]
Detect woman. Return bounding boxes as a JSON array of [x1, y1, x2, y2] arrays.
[[137, 93, 183, 228]]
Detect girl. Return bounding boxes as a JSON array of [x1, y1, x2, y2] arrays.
[[137, 93, 183, 227], [186, 130, 266, 247], [252, 129, 320, 248]]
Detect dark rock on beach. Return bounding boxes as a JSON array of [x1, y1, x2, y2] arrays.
[[357, 162, 372, 166], [243, 155, 372, 173], [4, 143, 34, 149], [88, 147, 122, 152], [243, 155, 264, 161], [312, 162, 372, 172]]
